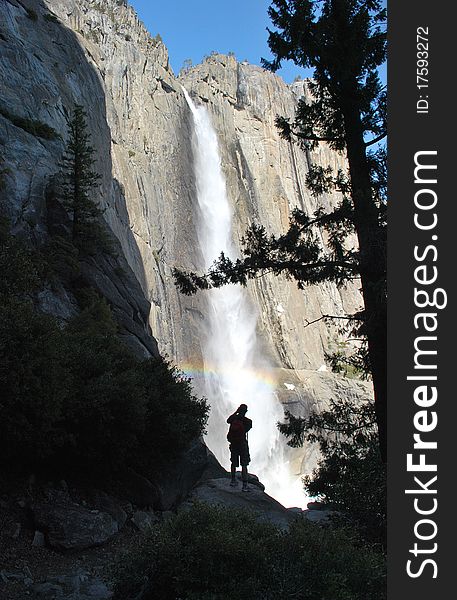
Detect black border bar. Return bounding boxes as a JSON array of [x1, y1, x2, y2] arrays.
[[388, 0, 455, 596]]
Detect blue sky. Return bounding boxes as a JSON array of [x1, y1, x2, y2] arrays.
[[129, 0, 386, 86], [129, 0, 309, 83]]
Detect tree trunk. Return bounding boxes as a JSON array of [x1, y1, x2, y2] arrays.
[[343, 106, 387, 462]]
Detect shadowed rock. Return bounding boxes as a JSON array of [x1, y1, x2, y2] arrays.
[[180, 477, 295, 530], [32, 503, 120, 551]]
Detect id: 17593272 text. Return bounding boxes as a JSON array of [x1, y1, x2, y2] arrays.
[[417, 26, 429, 114]]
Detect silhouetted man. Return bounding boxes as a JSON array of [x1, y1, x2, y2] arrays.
[[227, 404, 252, 492]]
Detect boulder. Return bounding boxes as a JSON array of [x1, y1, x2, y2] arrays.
[[304, 500, 335, 523], [0, 569, 33, 586], [88, 491, 128, 530], [287, 507, 304, 516], [32, 530, 45, 547], [198, 446, 230, 483], [307, 500, 328, 510], [131, 510, 159, 532], [157, 439, 227, 511], [33, 582, 64, 598], [123, 469, 162, 509], [181, 477, 294, 530], [303, 509, 334, 523], [32, 503, 119, 551], [33, 571, 112, 600]]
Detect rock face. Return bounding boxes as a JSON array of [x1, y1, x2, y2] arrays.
[[156, 438, 228, 511], [182, 477, 295, 530], [180, 59, 361, 372], [0, 0, 372, 473], [0, 0, 160, 357]]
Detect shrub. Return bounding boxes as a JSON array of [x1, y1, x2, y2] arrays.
[[0, 222, 43, 298], [304, 436, 386, 547], [152, 33, 163, 45], [0, 226, 208, 475], [133, 360, 208, 471], [0, 293, 208, 474], [279, 398, 386, 548], [113, 503, 386, 600], [0, 297, 208, 473], [0, 301, 71, 465]]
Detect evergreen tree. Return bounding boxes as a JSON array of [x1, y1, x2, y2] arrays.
[[61, 104, 102, 247], [173, 0, 387, 460], [279, 397, 386, 547]]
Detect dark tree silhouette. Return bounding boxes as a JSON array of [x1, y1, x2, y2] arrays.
[[61, 104, 102, 246], [174, 0, 387, 460]]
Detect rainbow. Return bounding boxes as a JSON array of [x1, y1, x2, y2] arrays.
[[176, 361, 278, 390]]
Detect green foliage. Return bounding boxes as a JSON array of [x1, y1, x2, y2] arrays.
[[323, 335, 370, 380], [265, 0, 387, 459], [37, 105, 113, 262], [133, 360, 209, 470], [325, 346, 370, 379], [0, 107, 59, 140], [152, 33, 163, 45], [0, 227, 208, 475], [264, 0, 386, 150], [0, 301, 69, 465], [60, 104, 107, 251], [113, 503, 385, 600], [179, 58, 193, 76], [0, 296, 208, 473], [0, 218, 43, 300], [279, 397, 386, 547], [173, 200, 360, 294]]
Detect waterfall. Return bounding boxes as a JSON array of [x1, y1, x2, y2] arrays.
[[182, 88, 308, 508]]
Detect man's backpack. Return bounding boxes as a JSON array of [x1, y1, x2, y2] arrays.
[[227, 419, 246, 444]]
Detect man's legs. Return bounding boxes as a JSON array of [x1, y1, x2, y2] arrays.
[[230, 445, 239, 486], [241, 465, 249, 491], [241, 441, 250, 491], [230, 464, 237, 486]]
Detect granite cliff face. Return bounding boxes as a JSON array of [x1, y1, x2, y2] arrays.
[[180, 58, 362, 373], [0, 0, 371, 454]]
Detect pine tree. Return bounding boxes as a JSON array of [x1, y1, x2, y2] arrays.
[[61, 104, 102, 247], [267, 0, 387, 462], [173, 0, 387, 460]]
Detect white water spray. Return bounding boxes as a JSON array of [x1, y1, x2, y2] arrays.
[[183, 88, 308, 508]]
